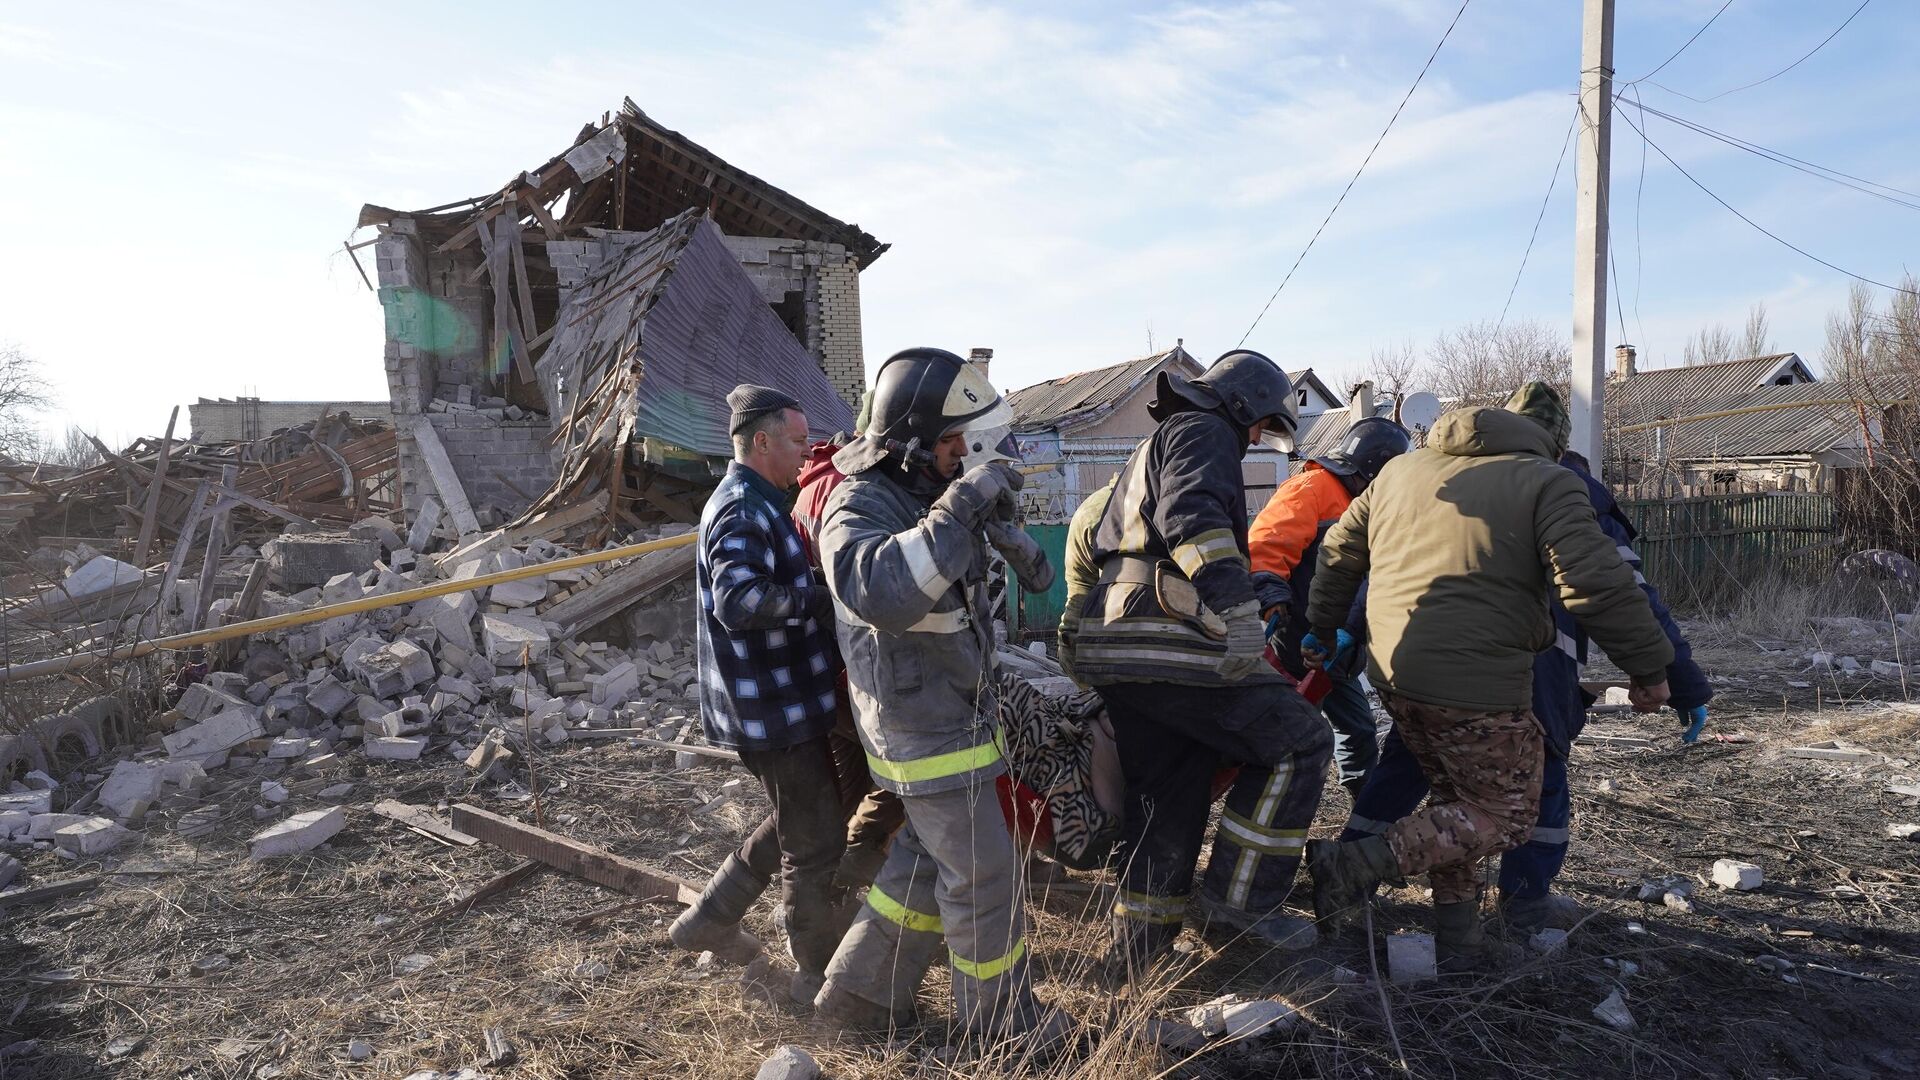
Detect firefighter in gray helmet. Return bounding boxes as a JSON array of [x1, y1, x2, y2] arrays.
[[1074, 349, 1335, 979], [811, 348, 1068, 1044]]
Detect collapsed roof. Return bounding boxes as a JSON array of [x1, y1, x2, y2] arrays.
[[358, 98, 887, 270]]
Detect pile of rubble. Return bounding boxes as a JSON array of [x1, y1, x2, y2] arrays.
[[1, 509, 702, 873]]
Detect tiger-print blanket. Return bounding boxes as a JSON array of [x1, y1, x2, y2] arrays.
[[996, 671, 1120, 870]]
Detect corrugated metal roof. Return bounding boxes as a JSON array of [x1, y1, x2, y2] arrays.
[[1613, 353, 1811, 411], [1613, 379, 1907, 461], [536, 211, 853, 461], [1006, 347, 1200, 432]]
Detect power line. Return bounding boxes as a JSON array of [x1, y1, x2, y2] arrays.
[[1612, 106, 1920, 296], [1496, 103, 1579, 329], [1627, 0, 1735, 85], [1236, 0, 1473, 347], [1623, 98, 1920, 211], [1649, 0, 1871, 103]]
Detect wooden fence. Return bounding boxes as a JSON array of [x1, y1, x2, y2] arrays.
[[1618, 492, 1838, 607]]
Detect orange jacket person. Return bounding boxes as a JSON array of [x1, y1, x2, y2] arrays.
[[1248, 417, 1411, 797]]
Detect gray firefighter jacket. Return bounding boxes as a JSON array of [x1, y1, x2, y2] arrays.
[[818, 448, 1007, 797]]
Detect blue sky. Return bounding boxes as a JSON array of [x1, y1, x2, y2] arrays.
[[3, 0, 1916, 443]]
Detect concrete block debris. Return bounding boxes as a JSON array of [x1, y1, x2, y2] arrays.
[[249, 807, 346, 859], [1387, 933, 1437, 985], [1711, 859, 1764, 891]]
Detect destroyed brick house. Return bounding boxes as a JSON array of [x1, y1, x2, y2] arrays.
[[358, 98, 884, 542]]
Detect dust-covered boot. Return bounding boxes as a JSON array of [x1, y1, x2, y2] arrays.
[[1197, 893, 1319, 951], [813, 980, 911, 1034], [835, 839, 890, 893], [668, 852, 767, 964], [1499, 891, 1583, 933], [1306, 836, 1402, 925], [1434, 900, 1489, 973]]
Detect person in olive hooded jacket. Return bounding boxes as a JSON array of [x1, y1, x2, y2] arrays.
[[1303, 383, 1674, 970]]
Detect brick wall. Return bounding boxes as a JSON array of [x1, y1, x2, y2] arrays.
[[189, 400, 392, 442], [719, 235, 865, 414]]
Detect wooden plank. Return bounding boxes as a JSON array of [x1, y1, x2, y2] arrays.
[[0, 875, 102, 909], [132, 406, 179, 568], [374, 799, 478, 846], [567, 732, 739, 761], [190, 466, 236, 632], [419, 860, 544, 928], [206, 483, 321, 531], [449, 804, 701, 906], [156, 481, 212, 621], [405, 418, 483, 536], [216, 558, 271, 668]]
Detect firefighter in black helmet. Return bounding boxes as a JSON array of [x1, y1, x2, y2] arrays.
[[1073, 349, 1335, 978], [811, 348, 1068, 1044]]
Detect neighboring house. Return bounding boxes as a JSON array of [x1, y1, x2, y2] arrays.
[[1005, 346, 1294, 523], [1605, 345, 1904, 495], [1285, 368, 1345, 421]]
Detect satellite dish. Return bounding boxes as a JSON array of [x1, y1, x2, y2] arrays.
[[1396, 392, 1442, 433]]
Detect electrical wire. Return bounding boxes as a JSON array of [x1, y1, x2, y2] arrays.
[[1236, 0, 1473, 346], [1495, 103, 1579, 330], [1626, 0, 1735, 85], [1648, 0, 1871, 103], [1622, 97, 1920, 211], [1613, 106, 1920, 296]]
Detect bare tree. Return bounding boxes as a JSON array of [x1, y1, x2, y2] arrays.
[[1824, 283, 1875, 385], [1682, 322, 1737, 366], [1740, 301, 1775, 359], [1424, 318, 1570, 408], [1368, 341, 1423, 398], [0, 342, 52, 459], [32, 425, 104, 468]]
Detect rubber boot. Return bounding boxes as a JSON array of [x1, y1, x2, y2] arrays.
[[1499, 892, 1582, 933], [1098, 918, 1184, 988], [1197, 893, 1318, 951], [1306, 836, 1402, 924], [668, 852, 767, 964], [813, 980, 911, 1034], [1434, 900, 1489, 973]]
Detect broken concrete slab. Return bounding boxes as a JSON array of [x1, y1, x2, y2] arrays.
[[1187, 994, 1299, 1040], [98, 761, 165, 819], [366, 736, 429, 761], [52, 555, 146, 600], [1591, 989, 1636, 1032], [0, 854, 19, 889], [305, 676, 355, 720], [1871, 659, 1906, 678], [590, 661, 640, 706], [1783, 743, 1879, 763], [0, 791, 53, 816], [413, 591, 478, 654], [1387, 933, 1436, 985], [1711, 859, 1764, 890], [53, 817, 132, 856], [29, 813, 93, 841], [346, 639, 435, 698], [250, 807, 347, 859], [0, 811, 29, 841], [489, 576, 548, 608], [177, 682, 249, 721], [163, 706, 266, 761], [483, 613, 550, 666], [264, 532, 379, 590]]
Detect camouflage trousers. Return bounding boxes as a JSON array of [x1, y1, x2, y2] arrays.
[[1379, 693, 1544, 904]]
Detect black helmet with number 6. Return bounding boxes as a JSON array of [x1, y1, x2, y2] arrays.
[[868, 347, 1011, 449], [1149, 349, 1299, 452]]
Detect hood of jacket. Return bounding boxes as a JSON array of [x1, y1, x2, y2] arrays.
[[1428, 406, 1559, 460]]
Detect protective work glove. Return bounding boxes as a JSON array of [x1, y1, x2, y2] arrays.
[[1217, 600, 1268, 680], [1300, 628, 1355, 670], [934, 462, 1024, 528], [1263, 610, 1290, 656], [1678, 704, 1708, 744], [985, 520, 1055, 592]]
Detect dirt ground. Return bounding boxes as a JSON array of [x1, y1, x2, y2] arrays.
[[4, 617, 1919, 1079]]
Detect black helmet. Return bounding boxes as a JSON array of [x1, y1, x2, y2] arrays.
[[834, 347, 1012, 475], [1149, 349, 1299, 452], [1315, 416, 1412, 482]]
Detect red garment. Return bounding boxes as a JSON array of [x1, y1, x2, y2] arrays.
[[791, 441, 847, 567]]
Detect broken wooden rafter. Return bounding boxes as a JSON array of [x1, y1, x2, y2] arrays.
[[449, 803, 701, 906]]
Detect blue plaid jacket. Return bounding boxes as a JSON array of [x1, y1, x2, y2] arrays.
[[696, 462, 839, 751]]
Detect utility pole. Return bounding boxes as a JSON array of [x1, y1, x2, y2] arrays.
[[1570, 0, 1614, 470]]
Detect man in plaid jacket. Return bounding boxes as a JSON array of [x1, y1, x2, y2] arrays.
[[670, 384, 845, 1004]]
